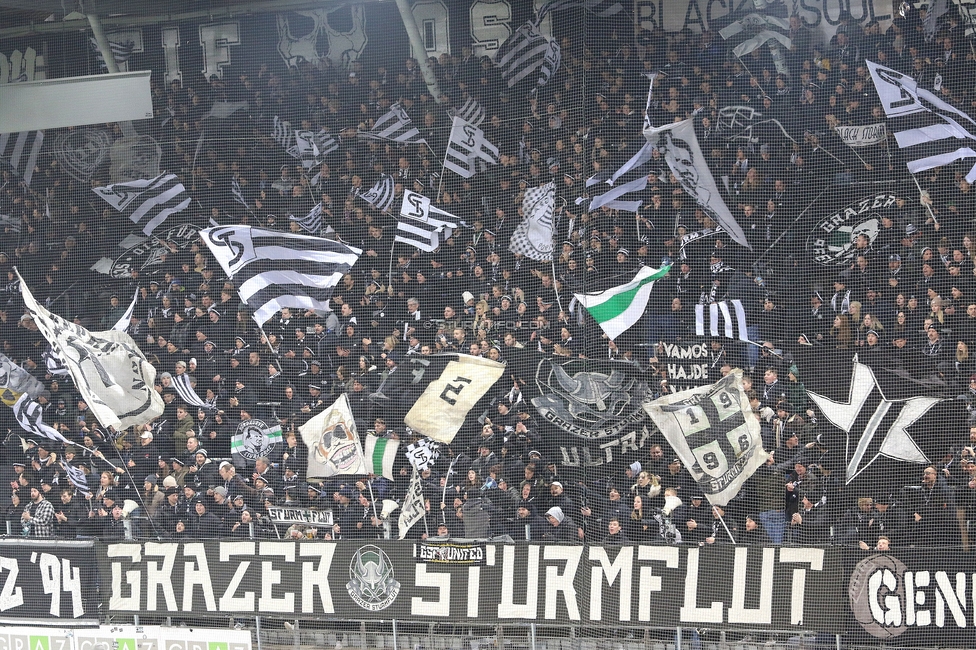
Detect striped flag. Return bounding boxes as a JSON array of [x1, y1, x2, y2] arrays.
[[360, 103, 427, 145], [580, 142, 656, 213], [718, 12, 791, 59], [0, 130, 44, 186], [574, 264, 671, 340], [509, 181, 555, 261], [444, 116, 498, 178], [13, 393, 72, 446], [495, 22, 561, 88], [288, 128, 338, 169], [695, 300, 750, 341], [867, 60, 976, 182], [60, 461, 90, 495], [92, 172, 191, 236], [271, 116, 293, 149], [89, 37, 134, 71], [201, 225, 362, 325], [290, 203, 323, 234], [364, 434, 399, 480], [360, 174, 396, 213], [172, 372, 211, 411], [395, 190, 458, 252], [447, 97, 485, 128]]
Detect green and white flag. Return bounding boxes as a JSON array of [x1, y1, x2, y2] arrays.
[[574, 264, 670, 340], [231, 419, 283, 465], [364, 434, 400, 480]]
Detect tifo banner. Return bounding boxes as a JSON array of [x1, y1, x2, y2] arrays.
[[0, 539, 100, 626], [847, 549, 976, 647], [99, 541, 844, 629], [835, 123, 887, 147], [804, 191, 900, 268]]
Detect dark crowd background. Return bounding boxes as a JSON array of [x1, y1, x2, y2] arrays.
[[0, 2, 974, 551]]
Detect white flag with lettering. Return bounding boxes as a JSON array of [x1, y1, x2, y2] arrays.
[[17, 270, 164, 431], [398, 467, 427, 539]]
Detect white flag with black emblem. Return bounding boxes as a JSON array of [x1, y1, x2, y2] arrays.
[[644, 119, 751, 250], [444, 116, 498, 178], [866, 60, 976, 182], [17, 270, 164, 431], [643, 370, 767, 507]]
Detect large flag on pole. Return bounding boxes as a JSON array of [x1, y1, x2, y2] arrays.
[[643, 369, 768, 507], [299, 393, 368, 479], [866, 60, 976, 182], [17, 270, 164, 431], [495, 22, 561, 88], [403, 354, 506, 444], [509, 181, 555, 261], [360, 103, 427, 145], [13, 393, 72, 446], [644, 119, 751, 249], [0, 130, 44, 186], [398, 467, 427, 539], [395, 190, 458, 252], [201, 226, 362, 325], [92, 172, 191, 236], [443, 116, 498, 178], [360, 174, 396, 213], [574, 264, 671, 340]]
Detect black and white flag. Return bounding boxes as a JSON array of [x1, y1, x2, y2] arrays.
[[495, 22, 561, 88], [92, 172, 191, 236], [17, 270, 164, 431], [694, 299, 750, 341], [288, 128, 338, 169], [398, 467, 427, 539], [290, 203, 324, 234], [272, 116, 293, 149], [361, 103, 427, 145], [172, 372, 212, 411], [0, 214, 21, 234], [395, 190, 458, 252], [0, 352, 44, 406], [448, 97, 486, 128], [405, 437, 441, 472], [360, 174, 396, 213], [510, 182, 556, 261], [444, 116, 499, 178], [643, 370, 767, 507], [0, 130, 44, 186], [89, 37, 134, 71], [579, 142, 656, 212], [867, 60, 976, 182], [13, 393, 71, 446], [644, 119, 751, 249], [60, 460, 90, 495], [201, 225, 362, 325], [718, 11, 791, 58]]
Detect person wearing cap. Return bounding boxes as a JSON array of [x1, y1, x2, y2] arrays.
[[188, 449, 218, 490], [187, 497, 224, 538], [547, 480, 576, 516]]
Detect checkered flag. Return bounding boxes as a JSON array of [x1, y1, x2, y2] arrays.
[[405, 437, 441, 471]]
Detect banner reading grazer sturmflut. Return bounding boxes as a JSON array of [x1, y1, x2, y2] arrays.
[[100, 540, 844, 629], [0, 539, 100, 626]]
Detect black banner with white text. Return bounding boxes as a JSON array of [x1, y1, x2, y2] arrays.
[[0, 539, 100, 626], [99, 541, 844, 630]]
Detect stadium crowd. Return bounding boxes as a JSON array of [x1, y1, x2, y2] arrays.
[[0, 5, 975, 548]]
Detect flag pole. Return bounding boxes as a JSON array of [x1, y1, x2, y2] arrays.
[[715, 508, 738, 544], [367, 478, 380, 521], [752, 186, 829, 267], [911, 172, 939, 226], [440, 453, 459, 525]]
